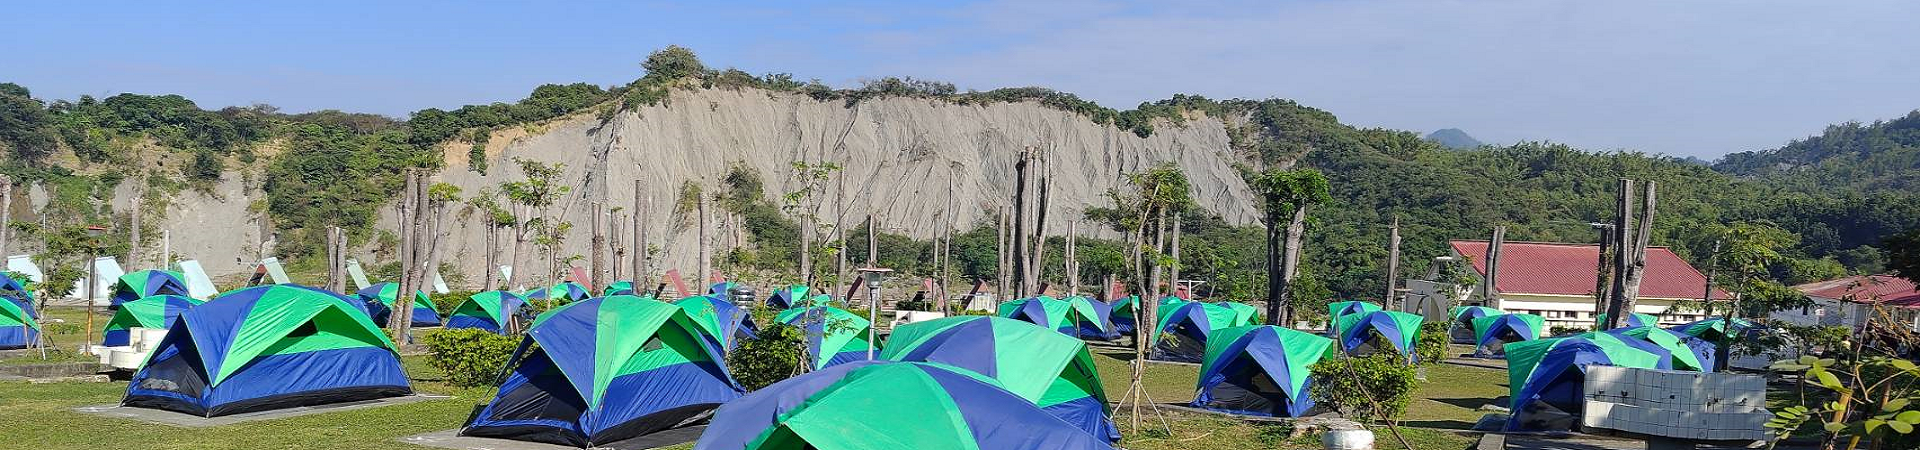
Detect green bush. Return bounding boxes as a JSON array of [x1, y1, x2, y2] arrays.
[[1414, 321, 1451, 365], [1547, 325, 1587, 337], [420, 328, 521, 388], [430, 290, 477, 315], [727, 322, 806, 391], [1310, 353, 1418, 423]]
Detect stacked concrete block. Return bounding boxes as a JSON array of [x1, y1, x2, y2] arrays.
[[1580, 366, 1770, 442]]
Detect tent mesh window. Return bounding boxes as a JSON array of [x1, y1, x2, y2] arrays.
[[1205, 355, 1288, 415]]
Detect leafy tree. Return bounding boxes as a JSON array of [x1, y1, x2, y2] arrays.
[[0, 85, 59, 162], [1887, 228, 1920, 283], [641, 45, 707, 80], [500, 158, 570, 288], [1250, 168, 1330, 326]]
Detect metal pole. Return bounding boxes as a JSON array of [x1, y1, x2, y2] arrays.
[[868, 282, 879, 361], [84, 256, 96, 354]]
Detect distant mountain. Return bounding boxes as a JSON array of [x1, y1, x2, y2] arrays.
[[1714, 110, 1920, 194], [1425, 128, 1483, 149]]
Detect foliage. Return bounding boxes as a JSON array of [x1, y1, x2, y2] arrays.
[[1766, 355, 1920, 449], [727, 322, 806, 391], [1310, 353, 1419, 423], [1887, 227, 1920, 283], [419, 328, 521, 388], [641, 45, 707, 81], [263, 122, 437, 255], [1413, 322, 1451, 365], [1716, 110, 1920, 195], [0, 84, 60, 163]]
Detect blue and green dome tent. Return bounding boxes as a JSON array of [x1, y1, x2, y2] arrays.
[[445, 290, 528, 333], [123, 285, 411, 417], [463, 296, 744, 447], [1, 274, 35, 318], [997, 296, 1115, 341], [1109, 295, 1179, 335], [882, 316, 1116, 441], [1068, 296, 1120, 340], [767, 285, 830, 310], [1503, 333, 1665, 431], [1471, 313, 1545, 357], [102, 294, 203, 346], [1605, 326, 1712, 372], [1192, 325, 1334, 417], [1328, 301, 1382, 320], [527, 281, 592, 303], [1671, 317, 1758, 342], [0, 295, 38, 349], [675, 294, 758, 351], [695, 361, 1116, 450], [777, 306, 878, 370], [110, 270, 189, 307], [1448, 306, 1502, 343], [604, 280, 636, 296], [1149, 299, 1239, 362], [1216, 301, 1259, 327], [1332, 310, 1425, 358], [708, 281, 737, 296], [1594, 312, 1659, 329], [357, 282, 441, 327]]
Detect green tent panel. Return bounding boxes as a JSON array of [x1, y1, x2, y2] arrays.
[[1595, 312, 1660, 328], [1612, 325, 1707, 371], [1503, 332, 1661, 408], [777, 306, 879, 369], [1328, 301, 1382, 319], [1218, 302, 1259, 327]]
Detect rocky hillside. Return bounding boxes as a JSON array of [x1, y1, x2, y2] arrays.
[[418, 87, 1261, 284]]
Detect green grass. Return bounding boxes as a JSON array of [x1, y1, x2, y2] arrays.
[[0, 330, 1487, 450]]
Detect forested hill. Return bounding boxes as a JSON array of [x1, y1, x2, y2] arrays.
[[1713, 110, 1920, 194], [0, 45, 1915, 303]]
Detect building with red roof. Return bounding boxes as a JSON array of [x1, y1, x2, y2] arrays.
[[1446, 240, 1729, 329], [1775, 275, 1920, 331]]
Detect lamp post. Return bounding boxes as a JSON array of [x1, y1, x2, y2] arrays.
[[82, 224, 106, 355], [857, 267, 892, 360]]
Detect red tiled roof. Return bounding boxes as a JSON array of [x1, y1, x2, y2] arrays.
[[1448, 240, 1731, 300], [1794, 275, 1920, 306]]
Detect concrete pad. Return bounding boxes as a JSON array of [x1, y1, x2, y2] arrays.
[[1504, 434, 1767, 450], [74, 394, 448, 427], [400, 427, 705, 450]]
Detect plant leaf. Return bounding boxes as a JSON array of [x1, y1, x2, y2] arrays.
[[1891, 421, 1914, 434], [1888, 399, 1911, 412], [1816, 370, 1844, 390], [1826, 422, 1847, 433], [1867, 419, 1885, 433], [1899, 410, 1920, 424]]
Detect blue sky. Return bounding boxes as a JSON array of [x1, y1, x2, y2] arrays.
[[5, 0, 1918, 158]]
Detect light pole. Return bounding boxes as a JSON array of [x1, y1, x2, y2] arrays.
[[82, 225, 106, 355], [857, 267, 892, 360]]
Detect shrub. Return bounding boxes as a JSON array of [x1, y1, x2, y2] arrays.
[[1414, 321, 1451, 365], [1310, 353, 1418, 423], [421, 328, 521, 388], [727, 322, 806, 391], [1548, 325, 1587, 337]]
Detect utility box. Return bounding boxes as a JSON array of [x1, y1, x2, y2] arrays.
[[1581, 366, 1770, 443]]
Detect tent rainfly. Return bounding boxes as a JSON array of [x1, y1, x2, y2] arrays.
[[122, 285, 411, 417], [1503, 333, 1666, 431], [1192, 325, 1334, 417], [110, 270, 190, 307], [1108, 296, 1180, 336], [694, 361, 1116, 450], [1332, 311, 1425, 359], [1594, 312, 1660, 329], [882, 316, 1116, 441], [1471, 313, 1545, 357], [676, 294, 759, 351], [1448, 306, 1502, 343], [776, 306, 878, 370], [998, 296, 1115, 341], [103, 294, 203, 346], [527, 282, 592, 303], [1328, 301, 1383, 320], [1149, 299, 1239, 362], [462, 296, 743, 447], [445, 290, 528, 333], [0, 295, 38, 349], [357, 282, 442, 327]]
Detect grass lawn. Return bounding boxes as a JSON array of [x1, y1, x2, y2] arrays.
[[2, 312, 1491, 449]]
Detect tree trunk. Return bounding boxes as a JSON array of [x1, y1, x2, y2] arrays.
[[1484, 226, 1506, 309], [1169, 213, 1181, 298], [1263, 195, 1285, 325], [1066, 220, 1079, 296], [632, 181, 647, 288], [1603, 179, 1637, 330], [698, 194, 711, 285], [391, 171, 420, 343], [1028, 175, 1050, 295], [997, 207, 1010, 297], [128, 188, 142, 266], [0, 175, 11, 260], [1592, 225, 1614, 322], [865, 215, 877, 267], [1277, 204, 1307, 327], [1616, 181, 1657, 326], [590, 202, 605, 292], [1384, 216, 1401, 309], [482, 222, 498, 291]]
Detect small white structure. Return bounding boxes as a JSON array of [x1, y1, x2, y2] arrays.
[[174, 259, 219, 299], [345, 258, 372, 290], [1773, 275, 1920, 332], [258, 257, 291, 284], [6, 255, 43, 283], [1581, 366, 1769, 442]]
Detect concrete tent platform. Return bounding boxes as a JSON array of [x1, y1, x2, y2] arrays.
[[399, 426, 706, 450], [73, 394, 447, 427]]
